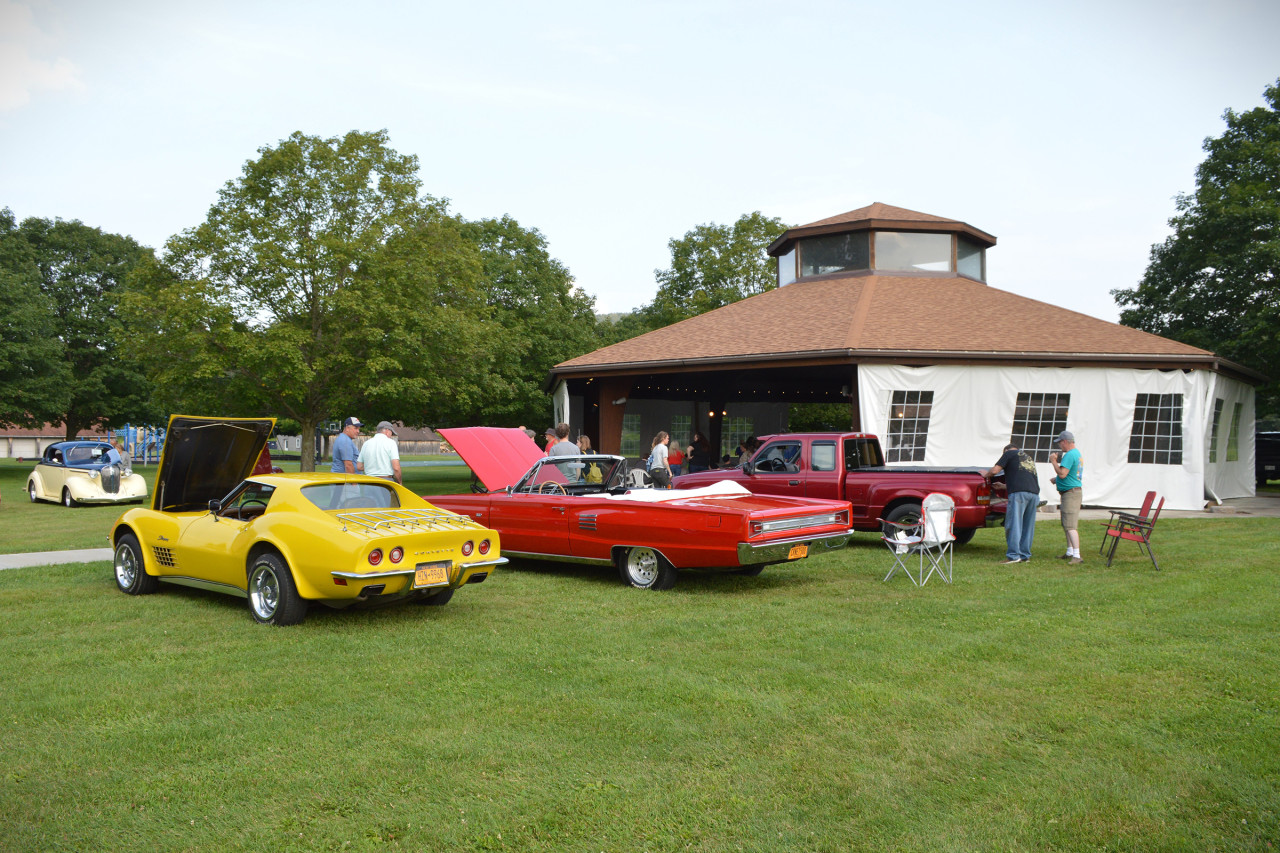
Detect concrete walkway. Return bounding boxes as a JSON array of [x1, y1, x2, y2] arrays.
[[0, 548, 113, 571]]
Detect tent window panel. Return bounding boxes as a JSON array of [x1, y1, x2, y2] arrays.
[[1010, 392, 1070, 462], [887, 390, 933, 463], [1209, 399, 1224, 464], [669, 415, 692, 452], [621, 414, 642, 458], [1226, 402, 1242, 461], [1127, 393, 1183, 464]]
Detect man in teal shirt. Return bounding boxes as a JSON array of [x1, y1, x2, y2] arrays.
[[1049, 431, 1084, 563]]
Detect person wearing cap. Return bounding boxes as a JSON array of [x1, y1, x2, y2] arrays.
[[1048, 430, 1084, 564], [543, 426, 559, 455], [331, 416, 363, 475], [357, 421, 402, 484]]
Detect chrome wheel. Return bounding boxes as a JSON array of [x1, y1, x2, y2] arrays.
[[618, 547, 677, 590], [115, 542, 139, 588], [113, 533, 157, 595], [28, 482, 37, 502], [247, 553, 307, 626], [62, 488, 75, 508], [249, 564, 281, 621]]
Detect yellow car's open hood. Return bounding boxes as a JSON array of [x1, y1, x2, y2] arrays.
[[153, 415, 275, 512]]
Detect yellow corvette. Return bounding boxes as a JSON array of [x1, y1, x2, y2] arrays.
[[110, 415, 505, 625]]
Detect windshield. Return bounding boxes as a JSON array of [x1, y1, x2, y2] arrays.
[[302, 482, 401, 510], [514, 455, 628, 494]]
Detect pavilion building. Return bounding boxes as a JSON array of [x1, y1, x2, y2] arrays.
[[549, 203, 1261, 510]]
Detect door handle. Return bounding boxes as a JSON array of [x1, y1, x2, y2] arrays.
[[553, 506, 566, 513], [789, 480, 801, 486]]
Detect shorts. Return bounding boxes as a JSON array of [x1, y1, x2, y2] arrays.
[[1059, 487, 1082, 530]]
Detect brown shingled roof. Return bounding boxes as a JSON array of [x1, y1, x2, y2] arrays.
[[559, 274, 1216, 373], [768, 202, 997, 255]]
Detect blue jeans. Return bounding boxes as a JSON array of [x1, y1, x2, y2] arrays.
[[1004, 491, 1038, 561]]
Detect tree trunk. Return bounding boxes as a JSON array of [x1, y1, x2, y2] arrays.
[[299, 416, 317, 473]]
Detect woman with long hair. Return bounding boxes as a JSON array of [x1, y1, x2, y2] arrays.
[[648, 430, 672, 488], [687, 431, 713, 473]]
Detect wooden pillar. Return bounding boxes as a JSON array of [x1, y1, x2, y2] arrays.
[[597, 376, 631, 455]]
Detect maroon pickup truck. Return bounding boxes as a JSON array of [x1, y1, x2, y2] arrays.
[[673, 432, 1003, 545]]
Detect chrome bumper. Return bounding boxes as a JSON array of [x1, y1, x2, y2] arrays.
[[330, 556, 508, 582], [737, 529, 853, 566]]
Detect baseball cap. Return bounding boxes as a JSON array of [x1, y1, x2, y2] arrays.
[[545, 426, 557, 436], [376, 421, 398, 436], [342, 416, 362, 428], [1055, 430, 1075, 443]]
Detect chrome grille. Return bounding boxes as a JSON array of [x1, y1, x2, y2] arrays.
[[578, 513, 597, 531], [100, 464, 121, 494]]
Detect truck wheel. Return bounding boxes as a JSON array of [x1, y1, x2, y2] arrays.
[[953, 527, 977, 546], [882, 503, 921, 535]]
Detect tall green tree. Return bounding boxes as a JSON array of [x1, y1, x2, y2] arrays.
[[642, 211, 791, 328], [121, 130, 497, 469], [458, 215, 599, 428], [3, 212, 153, 438], [0, 208, 72, 429], [1114, 79, 1280, 421]]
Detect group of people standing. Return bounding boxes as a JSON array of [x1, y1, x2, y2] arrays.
[[330, 416, 403, 484], [987, 430, 1084, 565]]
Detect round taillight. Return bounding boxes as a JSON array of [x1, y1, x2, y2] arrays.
[[389, 547, 404, 564], [368, 549, 383, 566], [461, 540, 474, 556], [478, 539, 491, 555]]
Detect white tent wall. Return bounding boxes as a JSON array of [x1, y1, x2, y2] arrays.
[[857, 364, 1253, 511], [1202, 372, 1257, 501]]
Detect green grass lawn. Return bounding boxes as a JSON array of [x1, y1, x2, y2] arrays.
[[1, 460, 1277, 851]]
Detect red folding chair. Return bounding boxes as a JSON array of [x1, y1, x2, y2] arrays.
[[1101, 496, 1164, 570], [1098, 491, 1155, 557]]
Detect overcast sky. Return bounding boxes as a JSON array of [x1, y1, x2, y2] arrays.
[[2, 0, 1277, 323]]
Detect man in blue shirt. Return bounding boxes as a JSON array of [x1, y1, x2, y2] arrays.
[[331, 416, 362, 474], [1049, 430, 1084, 564]]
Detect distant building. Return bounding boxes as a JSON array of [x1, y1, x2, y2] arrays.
[[549, 203, 1262, 510]]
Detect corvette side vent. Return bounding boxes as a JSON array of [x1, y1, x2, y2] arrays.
[[152, 547, 177, 568], [578, 513, 597, 531]]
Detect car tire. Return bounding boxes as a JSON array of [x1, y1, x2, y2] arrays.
[[882, 502, 921, 535], [28, 482, 38, 502], [114, 533, 158, 595], [953, 527, 977, 546], [247, 553, 308, 626], [419, 588, 454, 606], [62, 488, 76, 508], [617, 547, 677, 590]]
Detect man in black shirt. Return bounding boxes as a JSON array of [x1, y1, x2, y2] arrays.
[[987, 443, 1040, 564]]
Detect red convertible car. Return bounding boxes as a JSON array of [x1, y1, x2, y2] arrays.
[[430, 428, 854, 590]]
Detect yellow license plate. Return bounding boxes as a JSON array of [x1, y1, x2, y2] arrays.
[[414, 561, 451, 588], [787, 544, 809, 560]]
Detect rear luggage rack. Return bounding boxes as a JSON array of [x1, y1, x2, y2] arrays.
[[334, 507, 480, 536]]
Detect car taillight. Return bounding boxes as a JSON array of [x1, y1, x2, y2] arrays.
[[461, 540, 474, 556], [478, 539, 491, 555], [977, 482, 991, 504], [368, 549, 383, 566], [750, 521, 763, 536], [389, 547, 403, 563]]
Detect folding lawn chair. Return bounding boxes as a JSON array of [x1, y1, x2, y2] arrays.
[[878, 492, 956, 586], [1101, 495, 1165, 570], [1098, 491, 1155, 556]]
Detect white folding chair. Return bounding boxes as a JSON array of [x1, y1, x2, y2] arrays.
[[878, 493, 955, 586]]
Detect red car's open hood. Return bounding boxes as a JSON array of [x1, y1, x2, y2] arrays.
[[438, 427, 545, 491]]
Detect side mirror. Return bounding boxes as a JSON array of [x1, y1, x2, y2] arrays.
[[208, 499, 221, 514], [743, 462, 755, 475]]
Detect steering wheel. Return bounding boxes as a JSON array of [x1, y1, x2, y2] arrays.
[[539, 482, 567, 495], [240, 498, 267, 510]]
